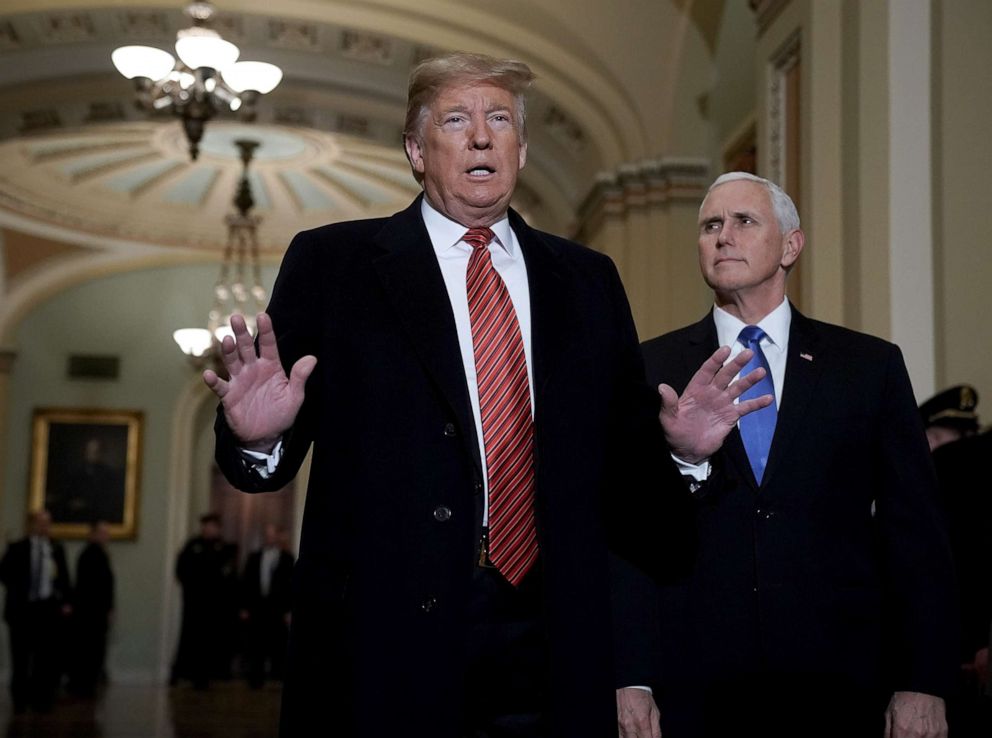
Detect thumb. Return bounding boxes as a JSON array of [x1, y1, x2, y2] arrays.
[[289, 355, 318, 392], [658, 383, 678, 416]]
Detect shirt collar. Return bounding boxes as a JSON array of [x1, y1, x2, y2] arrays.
[[712, 297, 791, 353], [420, 197, 513, 256]]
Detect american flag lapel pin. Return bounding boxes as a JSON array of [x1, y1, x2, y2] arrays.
[[800, 351, 813, 362]]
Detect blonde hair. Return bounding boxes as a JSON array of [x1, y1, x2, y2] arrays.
[[404, 52, 534, 145]]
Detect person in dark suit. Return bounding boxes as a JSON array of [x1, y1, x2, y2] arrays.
[[931, 426, 992, 736], [67, 520, 115, 698], [239, 523, 294, 688], [171, 512, 238, 689], [624, 172, 958, 738], [203, 53, 768, 738], [0, 509, 72, 713]]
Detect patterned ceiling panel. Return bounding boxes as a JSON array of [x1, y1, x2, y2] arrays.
[[0, 120, 421, 252]]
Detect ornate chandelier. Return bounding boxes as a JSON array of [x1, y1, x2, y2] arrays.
[[173, 139, 268, 366], [111, 2, 282, 160]]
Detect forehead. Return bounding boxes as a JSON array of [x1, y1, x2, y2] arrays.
[[430, 82, 517, 111], [700, 180, 772, 215]]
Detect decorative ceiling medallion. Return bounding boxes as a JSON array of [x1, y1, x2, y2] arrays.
[[0, 121, 421, 253]]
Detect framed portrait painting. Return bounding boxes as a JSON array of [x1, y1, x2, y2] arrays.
[[29, 408, 143, 540]]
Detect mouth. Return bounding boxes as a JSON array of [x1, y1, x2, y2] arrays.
[[466, 165, 496, 178], [714, 257, 745, 266]]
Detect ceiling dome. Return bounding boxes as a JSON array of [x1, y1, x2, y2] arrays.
[[0, 120, 422, 252]]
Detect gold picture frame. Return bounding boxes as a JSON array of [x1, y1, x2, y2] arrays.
[[29, 408, 143, 540]]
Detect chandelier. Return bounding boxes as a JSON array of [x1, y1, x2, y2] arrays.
[[111, 2, 283, 160], [173, 139, 268, 366]]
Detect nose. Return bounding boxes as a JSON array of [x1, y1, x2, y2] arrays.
[[469, 116, 493, 149], [716, 222, 732, 247]]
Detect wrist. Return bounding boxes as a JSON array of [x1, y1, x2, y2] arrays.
[[240, 435, 282, 454]]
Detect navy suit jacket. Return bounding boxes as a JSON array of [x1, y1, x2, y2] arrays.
[[214, 197, 682, 737], [636, 307, 957, 724]]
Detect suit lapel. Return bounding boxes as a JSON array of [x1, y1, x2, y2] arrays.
[[370, 197, 481, 475], [761, 306, 825, 487], [509, 209, 571, 424], [684, 315, 755, 489]]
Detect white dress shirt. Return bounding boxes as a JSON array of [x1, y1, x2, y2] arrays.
[[260, 546, 280, 598], [243, 199, 534, 527], [29, 535, 54, 601], [677, 297, 791, 480], [420, 198, 534, 526]]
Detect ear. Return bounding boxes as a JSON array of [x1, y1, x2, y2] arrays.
[[518, 140, 527, 171], [404, 135, 426, 176], [781, 228, 805, 269]]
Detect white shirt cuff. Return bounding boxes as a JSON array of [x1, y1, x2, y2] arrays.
[[239, 439, 284, 478], [672, 454, 711, 482]]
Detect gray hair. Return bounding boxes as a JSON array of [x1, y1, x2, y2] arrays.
[[705, 172, 801, 233], [403, 52, 534, 145]]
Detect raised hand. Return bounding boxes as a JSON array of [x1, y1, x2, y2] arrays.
[[203, 312, 317, 451], [658, 346, 773, 463], [885, 691, 947, 738]]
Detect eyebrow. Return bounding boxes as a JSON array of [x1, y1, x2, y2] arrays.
[[730, 210, 758, 221]]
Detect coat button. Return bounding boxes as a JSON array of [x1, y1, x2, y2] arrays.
[[421, 597, 437, 612], [443, 423, 456, 437], [474, 480, 483, 493], [433, 505, 452, 522]]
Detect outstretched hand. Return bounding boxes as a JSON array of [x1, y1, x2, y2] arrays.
[[203, 312, 317, 452], [659, 346, 773, 463]]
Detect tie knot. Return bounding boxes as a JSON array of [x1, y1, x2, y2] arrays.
[[463, 227, 495, 251], [738, 324, 767, 348]]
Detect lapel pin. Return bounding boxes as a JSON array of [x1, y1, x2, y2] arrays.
[[800, 352, 813, 362]]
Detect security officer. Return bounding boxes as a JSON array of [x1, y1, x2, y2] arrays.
[[919, 384, 979, 451]]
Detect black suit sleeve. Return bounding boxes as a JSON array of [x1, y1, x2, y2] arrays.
[[599, 260, 694, 689], [215, 231, 323, 492], [875, 345, 958, 697]]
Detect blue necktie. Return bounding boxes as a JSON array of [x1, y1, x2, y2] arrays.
[[737, 325, 777, 484]]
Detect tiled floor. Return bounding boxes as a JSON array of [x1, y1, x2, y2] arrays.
[[1, 682, 281, 738]]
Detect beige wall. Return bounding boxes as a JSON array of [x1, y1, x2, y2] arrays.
[[0, 262, 278, 679], [932, 0, 992, 412]]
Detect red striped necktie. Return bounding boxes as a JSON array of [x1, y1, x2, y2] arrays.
[[463, 226, 538, 587]]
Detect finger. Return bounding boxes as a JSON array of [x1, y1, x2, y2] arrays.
[[684, 346, 732, 389], [255, 312, 280, 362], [884, 709, 893, 738], [219, 334, 242, 377], [657, 383, 679, 417], [711, 348, 753, 389], [289, 355, 318, 396], [736, 395, 774, 418], [202, 369, 228, 398], [231, 314, 257, 366], [725, 365, 766, 400]]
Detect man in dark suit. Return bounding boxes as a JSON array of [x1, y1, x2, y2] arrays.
[[627, 172, 958, 738], [204, 54, 767, 738], [239, 523, 294, 688], [0, 509, 72, 713], [67, 520, 115, 698], [931, 426, 992, 736], [171, 512, 238, 689]]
